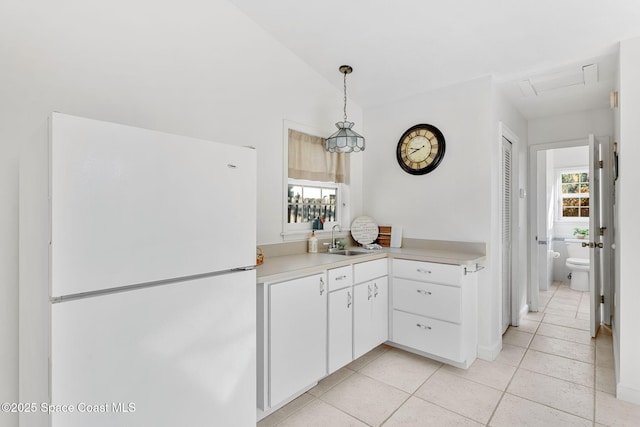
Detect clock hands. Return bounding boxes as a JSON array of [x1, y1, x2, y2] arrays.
[[408, 145, 425, 154]]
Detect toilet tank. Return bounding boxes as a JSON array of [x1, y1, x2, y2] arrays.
[[565, 238, 589, 258]]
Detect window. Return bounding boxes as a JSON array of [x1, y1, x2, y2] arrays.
[[288, 181, 338, 224], [558, 169, 589, 219], [284, 127, 349, 233]]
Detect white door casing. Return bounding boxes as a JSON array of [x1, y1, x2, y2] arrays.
[[589, 135, 602, 337]]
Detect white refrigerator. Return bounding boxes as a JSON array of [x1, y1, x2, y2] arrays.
[[19, 113, 257, 426]]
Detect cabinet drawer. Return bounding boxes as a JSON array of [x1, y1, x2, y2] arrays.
[[354, 258, 387, 284], [393, 259, 461, 286], [393, 278, 461, 323], [328, 265, 353, 291], [392, 310, 463, 362]]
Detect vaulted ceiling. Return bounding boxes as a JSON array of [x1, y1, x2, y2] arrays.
[[228, 0, 640, 118]]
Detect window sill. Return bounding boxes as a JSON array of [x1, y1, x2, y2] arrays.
[[281, 229, 351, 242]]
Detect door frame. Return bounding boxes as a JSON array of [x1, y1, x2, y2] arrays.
[[588, 134, 602, 337], [528, 139, 585, 311], [528, 137, 613, 321]]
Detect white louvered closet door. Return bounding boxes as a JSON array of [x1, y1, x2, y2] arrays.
[[501, 137, 513, 333]]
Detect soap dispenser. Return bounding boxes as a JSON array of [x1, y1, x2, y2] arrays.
[[308, 231, 318, 253]]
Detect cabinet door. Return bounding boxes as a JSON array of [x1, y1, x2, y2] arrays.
[[354, 277, 389, 359], [328, 288, 353, 373], [269, 273, 327, 406], [370, 277, 389, 349]]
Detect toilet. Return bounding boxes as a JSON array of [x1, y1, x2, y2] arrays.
[[565, 238, 590, 291]]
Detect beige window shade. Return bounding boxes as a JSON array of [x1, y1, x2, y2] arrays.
[[288, 129, 349, 184]]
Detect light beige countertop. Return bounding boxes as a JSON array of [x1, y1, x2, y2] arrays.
[[256, 238, 486, 283]]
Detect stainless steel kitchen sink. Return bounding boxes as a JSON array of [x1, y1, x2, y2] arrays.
[[326, 250, 370, 256]]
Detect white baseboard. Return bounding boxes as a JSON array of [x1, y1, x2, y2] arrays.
[[617, 383, 640, 405], [477, 341, 502, 361]]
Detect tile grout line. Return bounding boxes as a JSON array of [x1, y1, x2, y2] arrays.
[[495, 282, 600, 425], [378, 363, 485, 427], [265, 281, 605, 426], [357, 349, 445, 426], [265, 346, 393, 427], [311, 345, 399, 427], [525, 345, 595, 366], [486, 312, 543, 426], [313, 346, 393, 426], [490, 310, 599, 425]]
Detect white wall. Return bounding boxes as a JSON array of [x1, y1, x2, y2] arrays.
[[362, 76, 526, 359], [617, 36, 640, 404], [529, 109, 614, 145], [362, 77, 493, 242], [0, 0, 363, 422]]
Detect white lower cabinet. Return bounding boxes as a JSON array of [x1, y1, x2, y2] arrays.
[[390, 259, 478, 368], [328, 287, 353, 373], [354, 277, 388, 359], [268, 273, 327, 408], [327, 258, 388, 374]]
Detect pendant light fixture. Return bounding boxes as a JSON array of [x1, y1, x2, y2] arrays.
[[326, 65, 365, 153]]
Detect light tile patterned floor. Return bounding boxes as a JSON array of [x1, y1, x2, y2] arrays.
[[258, 282, 640, 426]]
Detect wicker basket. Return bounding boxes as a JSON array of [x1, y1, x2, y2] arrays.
[[256, 247, 264, 265]]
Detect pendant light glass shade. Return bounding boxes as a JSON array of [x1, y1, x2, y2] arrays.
[[326, 65, 365, 153], [326, 121, 365, 153]]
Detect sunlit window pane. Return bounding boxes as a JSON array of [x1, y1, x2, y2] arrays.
[[287, 184, 338, 224], [563, 207, 579, 217], [560, 170, 589, 219]]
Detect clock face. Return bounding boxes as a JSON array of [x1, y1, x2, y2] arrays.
[[396, 124, 445, 175]]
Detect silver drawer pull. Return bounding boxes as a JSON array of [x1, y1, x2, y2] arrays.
[[416, 289, 432, 296], [374, 283, 379, 297], [319, 277, 325, 295], [367, 284, 372, 300], [416, 323, 432, 330], [417, 268, 432, 274], [347, 291, 352, 308], [335, 275, 348, 281]]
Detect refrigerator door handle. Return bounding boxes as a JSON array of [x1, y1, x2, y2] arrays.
[[51, 267, 256, 303]]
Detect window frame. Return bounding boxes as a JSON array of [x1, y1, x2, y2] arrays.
[[286, 178, 342, 232], [556, 167, 590, 222], [282, 120, 350, 239]]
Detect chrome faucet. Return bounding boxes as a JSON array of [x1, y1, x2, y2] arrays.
[[330, 224, 341, 251]]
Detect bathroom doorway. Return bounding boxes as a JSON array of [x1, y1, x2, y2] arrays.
[[528, 136, 613, 337]]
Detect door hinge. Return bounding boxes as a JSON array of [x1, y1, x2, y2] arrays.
[[601, 295, 605, 304], [598, 160, 604, 169], [600, 226, 606, 236]]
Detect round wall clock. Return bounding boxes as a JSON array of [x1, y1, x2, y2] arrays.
[[396, 124, 446, 175]]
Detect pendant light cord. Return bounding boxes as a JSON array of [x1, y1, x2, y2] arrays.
[[343, 71, 348, 122]]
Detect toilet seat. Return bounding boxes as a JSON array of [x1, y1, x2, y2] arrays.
[[566, 257, 590, 273]]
